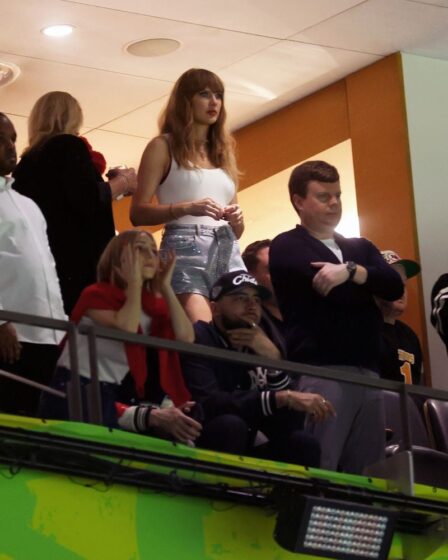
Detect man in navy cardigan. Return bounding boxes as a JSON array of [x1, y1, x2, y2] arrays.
[[270, 160, 404, 474]]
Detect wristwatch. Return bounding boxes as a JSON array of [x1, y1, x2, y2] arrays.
[[346, 261, 357, 281]]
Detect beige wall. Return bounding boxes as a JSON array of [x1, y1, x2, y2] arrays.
[[237, 139, 359, 252], [402, 53, 448, 390]]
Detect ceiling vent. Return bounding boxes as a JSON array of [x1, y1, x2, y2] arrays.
[[126, 38, 181, 57], [0, 61, 20, 88]]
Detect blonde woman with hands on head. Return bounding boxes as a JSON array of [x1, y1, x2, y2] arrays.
[[40, 230, 201, 445]]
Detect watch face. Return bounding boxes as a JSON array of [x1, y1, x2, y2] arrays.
[[347, 261, 357, 278]]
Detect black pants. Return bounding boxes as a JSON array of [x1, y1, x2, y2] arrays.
[[39, 366, 138, 427], [0, 342, 60, 417], [197, 409, 321, 468]]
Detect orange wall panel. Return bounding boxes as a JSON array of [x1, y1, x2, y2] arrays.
[[346, 54, 428, 381], [234, 81, 350, 189]]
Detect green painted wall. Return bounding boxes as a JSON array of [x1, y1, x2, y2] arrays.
[[1, 416, 448, 559]]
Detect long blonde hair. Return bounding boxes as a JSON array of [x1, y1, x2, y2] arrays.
[[159, 68, 239, 184], [97, 230, 160, 292], [25, 91, 83, 153]]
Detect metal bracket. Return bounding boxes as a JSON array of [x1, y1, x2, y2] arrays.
[[364, 451, 414, 496]]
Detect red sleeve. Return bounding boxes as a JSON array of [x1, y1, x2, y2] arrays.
[[70, 283, 123, 323]]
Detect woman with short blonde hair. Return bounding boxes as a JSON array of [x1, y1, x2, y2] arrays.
[[26, 91, 83, 152]]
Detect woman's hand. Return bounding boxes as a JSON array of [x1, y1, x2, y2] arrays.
[[223, 203, 244, 238], [87, 242, 145, 333], [109, 168, 137, 199], [149, 403, 202, 444], [187, 198, 224, 220], [223, 204, 243, 228], [114, 243, 144, 291]]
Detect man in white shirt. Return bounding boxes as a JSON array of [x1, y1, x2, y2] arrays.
[[0, 112, 67, 416]]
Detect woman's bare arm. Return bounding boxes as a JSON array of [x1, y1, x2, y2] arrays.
[[131, 136, 224, 225], [130, 137, 174, 225]]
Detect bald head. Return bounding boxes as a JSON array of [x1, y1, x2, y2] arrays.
[[0, 113, 17, 176]]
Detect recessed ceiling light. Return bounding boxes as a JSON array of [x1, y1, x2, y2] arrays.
[[126, 38, 181, 57], [42, 25, 74, 38], [0, 61, 20, 88]]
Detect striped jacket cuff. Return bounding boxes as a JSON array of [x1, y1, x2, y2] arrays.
[[260, 390, 277, 416], [117, 405, 153, 433]]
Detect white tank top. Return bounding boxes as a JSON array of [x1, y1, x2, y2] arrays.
[[156, 158, 235, 226]]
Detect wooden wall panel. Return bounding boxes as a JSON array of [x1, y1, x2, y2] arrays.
[[346, 54, 429, 382], [346, 55, 415, 251], [234, 81, 350, 189]]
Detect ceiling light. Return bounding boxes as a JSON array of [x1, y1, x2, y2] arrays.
[[42, 25, 74, 38], [0, 61, 21, 88], [126, 38, 181, 57]]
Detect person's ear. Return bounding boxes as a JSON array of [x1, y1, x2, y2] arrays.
[[291, 193, 304, 214]]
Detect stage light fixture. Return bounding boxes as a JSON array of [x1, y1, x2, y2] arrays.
[[274, 494, 397, 560]]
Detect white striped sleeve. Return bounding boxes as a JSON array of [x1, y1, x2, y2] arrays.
[[260, 390, 277, 416], [266, 369, 290, 390], [117, 405, 153, 433], [432, 285, 448, 339]]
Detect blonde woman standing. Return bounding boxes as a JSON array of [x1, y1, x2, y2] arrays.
[[13, 91, 136, 314], [131, 69, 245, 323]]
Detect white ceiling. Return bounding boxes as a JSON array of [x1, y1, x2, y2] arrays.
[[1, 0, 448, 170]]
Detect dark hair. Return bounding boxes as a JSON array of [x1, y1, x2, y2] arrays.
[[242, 239, 271, 273], [288, 160, 339, 200], [0, 112, 11, 125]]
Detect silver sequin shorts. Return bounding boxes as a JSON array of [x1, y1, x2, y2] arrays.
[[161, 223, 246, 298]]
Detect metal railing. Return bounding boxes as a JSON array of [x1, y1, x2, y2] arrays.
[[2, 308, 448, 494]]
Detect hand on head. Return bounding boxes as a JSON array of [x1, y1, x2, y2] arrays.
[[114, 242, 144, 289]]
